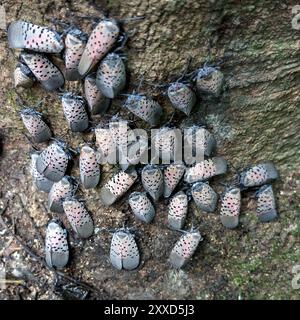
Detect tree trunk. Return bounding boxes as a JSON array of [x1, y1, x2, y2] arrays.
[[0, 0, 299, 299]]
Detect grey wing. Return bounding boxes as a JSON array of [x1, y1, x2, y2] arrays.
[[35, 178, 54, 193], [36, 152, 48, 175], [122, 238, 140, 270], [41, 72, 65, 91], [70, 118, 89, 132], [82, 173, 100, 189], [7, 21, 24, 49], [100, 187, 117, 206], [44, 166, 65, 182], [169, 250, 185, 269], [77, 216, 94, 239], [168, 216, 184, 230], [34, 126, 52, 143], [110, 237, 123, 270], [78, 49, 93, 76], [144, 207, 155, 223], [50, 251, 69, 269], [45, 243, 69, 269]]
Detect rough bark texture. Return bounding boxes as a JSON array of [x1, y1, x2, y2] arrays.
[[0, 0, 299, 299]]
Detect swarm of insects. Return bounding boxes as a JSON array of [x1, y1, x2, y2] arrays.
[[8, 15, 279, 277]]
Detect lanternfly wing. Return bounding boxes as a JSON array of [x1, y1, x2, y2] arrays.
[[45, 220, 69, 269], [191, 182, 218, 213], [78, 19, 120, 76], [128, 192, 155, 223], [167, 82, 196, 115], [64, 28, 87, 81], [256, 184, 277, 222], [220, 187, 241, 229], [240, 162, 278, 188], [196, 66, 224, 97], [48, 176, 78, 213], [163, 163, 186, 198], [30, 153, 54, 192], [95, 126, 116, 163], [14, 62, 35, 88], [169, 229, 202, 269], [110, 229, 140, 270], [100, 169, 137, 206], [184, 157, 227, 184], [8, 20, 64, 53], [168, 191, 188, 230], [96, 53, 126, 99], [61, 93, 89, 132], [20, 52, 64, 91], [20, 108, 52, 143], [84, 73, 110, 115], [123, 95, 162, 126], [141, 165, 163, 201], [63, 199, 94, 238], [36, 142, 69, 182], [79, 145, 100, 189]]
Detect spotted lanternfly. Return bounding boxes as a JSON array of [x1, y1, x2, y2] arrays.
[[45, 219, 69, 269], [30, 153, 54, 193], [95, 125, 116, 163], [109, 118, 132, 148], [14, 62, 35, 88], [79, 145, 100, 189], [141, 164, 163, 202], [184, 125, 216, 164], [8, 20, 64, 53], [78, 19, 120, 76], [48, 176, 78, 213], [196, 66, 224, 97], [61, 93, 89, 132], [163, 163, 186, 198], [152, 127, 181, 163], [128, 192, 155, 223], [36, 140, 71, 182], [84, 73, 110, 115], [240, 162, 279, 189], [168, 191, 188, 230], [100, 168, 137, 206], [167, 82, 196, 115], [123, 94, 163, 126], [169, 227, 203, 269], [191, 182, 218, 213], [62, 198, 94, 238], [20, 52, 64, 91], [110, 227, 140, 270], [119, 135, 148, 170], [20, 108, 52, 143], [256, 185, 277, 222], [184, 157, 227, 184], [96, 53, 126, 99], [220, 186, 241, 229], [64, 27, 88, 81]]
